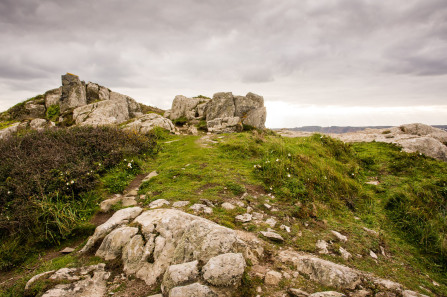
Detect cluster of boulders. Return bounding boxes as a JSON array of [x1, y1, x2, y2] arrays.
[[1, 74, 268, 139], [164, 92, 267, 133], [24, 207, 255, 296], [280, 123, 447, 162]]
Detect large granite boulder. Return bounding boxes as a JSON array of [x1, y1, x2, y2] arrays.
[[243, 106, 266, 129], [79, 208, 252, 296], [234, 92, 264, 117], [205, 92, 235, 122], [73, 99, 130, 126], [167, 95, 205, 120], [44, 87, 62, 108], [86, 82, 110, 103], [123, 113, 175, 133], [60, 73, 87, 113], [207, 117, 241, 133], [110, 92, 142, 118], [25, 101, 46, 118]]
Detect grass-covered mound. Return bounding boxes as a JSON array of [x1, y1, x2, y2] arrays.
[[0, 126, 158, 270]]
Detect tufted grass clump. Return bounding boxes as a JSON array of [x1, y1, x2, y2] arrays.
[[0, 126, 158, 270]]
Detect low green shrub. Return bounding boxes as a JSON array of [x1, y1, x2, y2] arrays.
[[0, 126, 158, 270], [45, 104, 60, 122]]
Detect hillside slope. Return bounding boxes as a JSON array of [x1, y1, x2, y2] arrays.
[[1, 130, 446, 297]]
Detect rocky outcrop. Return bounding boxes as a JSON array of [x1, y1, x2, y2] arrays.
[[123, 113, 175, 133], [166, 95, 209, 121], [207, 117, 241, 133], [60, 73, 87, 113], [44, 87, 62, 108], [164, 91, 267, 132], [78, 208, 251, 296], [86, 82, 110, 103], [279, 250, 429, 296], [25, 100, 46, 118], [25, 264, 111, 297], [73, 98, 130, 126], [280, 123, 447, 162]]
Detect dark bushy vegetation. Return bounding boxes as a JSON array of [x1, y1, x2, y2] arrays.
[[0, 126, 158, 270]]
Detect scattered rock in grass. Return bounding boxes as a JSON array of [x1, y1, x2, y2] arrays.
[[122, 196, 138, 207], [100, 194, 123, 212], [200, 199, 215, 207], [402, 290, 430, 297], [279, 250, 361, 290], [316, 240, 329, 254], [173, 200, 190, 208], [142, 171, 158, 182], [366, 180, 380, 185], [363, 227, 378, 236], [331, 231, 347, 242], [127, 189, 138, 196], [264, 203, 272, 209], [280, 225, 291, 233], [60, 247, 75, 254], [252, 212, 264, 221], [247, 206, 253, 213], [380, 246, 387, 257], [264, 270, 282, 286], [25, 270, 56, 290], [235, 201, 245, 207], [235, 213, 253, 222], [169, 283, 216, 297], [190, 203, 213, 214], [350, 290, 371, 297], [260, 231, 284, 242], [265, 217, 277, 227], [288, 288, 310, 297], [370, 250, 378, 259], [339, 247, 351, 260], [221, 202, 236, 210], [309, 292, 346, 297], [149, 199, 170, 209]]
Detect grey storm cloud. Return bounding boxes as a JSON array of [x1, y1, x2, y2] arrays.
[[0, 0, 446, 125]]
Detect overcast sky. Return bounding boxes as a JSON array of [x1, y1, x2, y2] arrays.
[[1, 0, 446, 127]]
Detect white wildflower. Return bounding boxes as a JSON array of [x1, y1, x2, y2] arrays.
[[276, 159, 279, 162], [288, 153, 291, 157], [287, 174, 291, 177], [128, 163, 132, 168], [70, 180, 74, 184]]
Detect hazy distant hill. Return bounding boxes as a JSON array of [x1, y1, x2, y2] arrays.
[[289, 125, 447, 133]]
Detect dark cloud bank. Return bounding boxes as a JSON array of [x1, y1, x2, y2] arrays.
[[0, 0, 446, 126]]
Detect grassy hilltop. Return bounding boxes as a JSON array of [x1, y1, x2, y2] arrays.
[[0, 121, 446, 295]]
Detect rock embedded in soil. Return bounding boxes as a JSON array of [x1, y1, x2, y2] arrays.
[[264, 270, 282, 285], [260, 230, 284, 242], [235, 213, 253, 222], [202, 253, 246, 287]]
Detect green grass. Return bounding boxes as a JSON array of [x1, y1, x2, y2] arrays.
[[1, 130, 446, 296], [45, 104, 60, 122]]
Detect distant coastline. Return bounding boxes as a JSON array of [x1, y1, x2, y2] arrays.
[[275, 125, 447, 134]]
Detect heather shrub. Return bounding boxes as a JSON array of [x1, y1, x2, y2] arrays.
[[0, 126, 158, 269]]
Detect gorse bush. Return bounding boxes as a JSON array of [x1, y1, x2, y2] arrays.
[[0, 126, 158, 269]]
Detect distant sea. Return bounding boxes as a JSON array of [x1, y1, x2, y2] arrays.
[[275, 125, 447, 134]]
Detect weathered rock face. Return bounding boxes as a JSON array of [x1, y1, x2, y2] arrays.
[[73, 99, 130, 126], [164, 91, 267, 132], [79, 208, 251, 296], [25, 264, 111, 297], [25, 101, 46, 118], [124, 113, 175, 133], [205, 93, 236, 122], [110, 92, 142, 118], [85, 82, 111, 104], [207, 117, 241, 133], [167, 95, 206, 120], [44, 87, 62, 108], [60, 73, 87, 113]]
